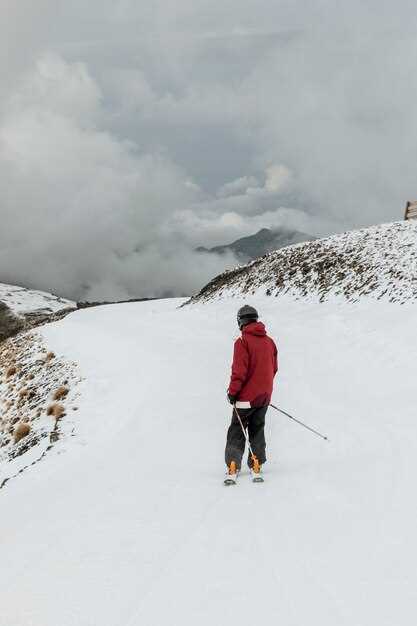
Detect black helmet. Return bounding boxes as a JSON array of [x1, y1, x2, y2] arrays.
[[237, 305, 258, 329]]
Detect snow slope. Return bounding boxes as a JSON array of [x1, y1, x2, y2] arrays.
[[191, 220, 417, 304], [0, 283, 75, 316], [1, 295, 416, 626]]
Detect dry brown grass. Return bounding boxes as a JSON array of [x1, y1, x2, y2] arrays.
[[45, 352, 55, 362], [53, 386, 69, 401], [47, 403, 65, 419], [13, 422, 31, 443], [19, 388, 29, 398], [6, 365, 17, 379]]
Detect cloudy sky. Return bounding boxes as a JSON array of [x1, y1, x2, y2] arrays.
[[1, 0, 417, 300]]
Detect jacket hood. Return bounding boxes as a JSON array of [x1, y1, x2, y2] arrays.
[[242, 321, 266, 337]]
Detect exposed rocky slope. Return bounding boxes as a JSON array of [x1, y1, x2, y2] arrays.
[[196, 227, 315, 262], [189, 221, 417, 304], [0, 283, 76, 342], [0, 282, 162, 343], [0, 285, 80, 485], [0, 330, 81, 488], [0, 302, 25, 342]]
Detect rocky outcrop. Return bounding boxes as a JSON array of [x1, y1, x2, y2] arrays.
[[0, 283, 158, 344], [0, 302, 25, 343], [21, 306, 76, 329], [0, 302, 76, 343], [0, 283, 77, 343]]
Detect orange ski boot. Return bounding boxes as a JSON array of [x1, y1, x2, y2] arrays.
[[251, 456, 264, 483], [224, 460, 238, 485]]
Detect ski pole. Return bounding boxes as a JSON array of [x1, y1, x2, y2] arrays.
[[233, 405, 260, 469], [269, 403, 329, 441]]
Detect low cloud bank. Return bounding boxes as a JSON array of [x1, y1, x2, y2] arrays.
[[1, 55, 323, 300], [2, 2, 417, 299]]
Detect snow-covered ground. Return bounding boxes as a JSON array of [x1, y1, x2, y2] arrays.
[[0, 282, 75, 315], [192, 220, 417, 304], [1, 294, 416, 626]]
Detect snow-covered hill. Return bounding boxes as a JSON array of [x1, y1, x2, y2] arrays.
[[0, 282, 76, 342], [191, 221, 417, 304], [0, 292, 416, 626], [0, 283, 75, 316]]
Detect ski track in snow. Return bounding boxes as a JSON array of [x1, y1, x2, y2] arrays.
[[0, 296, 416, 626]]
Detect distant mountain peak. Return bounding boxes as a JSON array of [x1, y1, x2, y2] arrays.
[[197, 226, 315, 262]]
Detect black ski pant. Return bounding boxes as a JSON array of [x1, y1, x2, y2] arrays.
[[225, 405, 267, 470]]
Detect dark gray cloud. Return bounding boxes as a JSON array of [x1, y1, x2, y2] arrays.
[[1, 1, 417, 299]]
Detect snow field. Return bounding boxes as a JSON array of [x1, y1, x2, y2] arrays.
[[0, 295, 416, 626], [0, 282, 75, 315]]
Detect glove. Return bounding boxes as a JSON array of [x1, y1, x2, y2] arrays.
[[227, 393, 237, 405]]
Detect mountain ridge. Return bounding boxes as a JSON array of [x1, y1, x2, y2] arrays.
[[189, 220, 417, 304], [196, 226, 315, 262]]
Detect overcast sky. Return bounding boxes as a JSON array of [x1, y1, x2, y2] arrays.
[[1, 1, 417, 300]]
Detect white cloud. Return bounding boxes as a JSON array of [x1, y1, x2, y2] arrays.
[[265, 164, 292, 193], [2, 2, 417, 298], [0, 55, 233, 299], [217, 176, 260, 198]]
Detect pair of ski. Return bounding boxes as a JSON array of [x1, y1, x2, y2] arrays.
[[224, 471, 264, 486]]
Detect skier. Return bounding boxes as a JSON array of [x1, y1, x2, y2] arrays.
[[225, 305, 278, 484]]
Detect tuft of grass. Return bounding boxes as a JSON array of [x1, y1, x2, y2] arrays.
[[46, 403, 65, 419], [45, 352, 55, 362], [6, 366, 17, 379], [13, 422, 31, 443], [53, 386, 69, 401]]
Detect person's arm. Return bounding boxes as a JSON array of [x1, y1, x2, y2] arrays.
[[273, 342, 278, 377], [228, 338, 249, 398]]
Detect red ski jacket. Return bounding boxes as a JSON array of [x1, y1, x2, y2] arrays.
[[228, 321, 278, 408]]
